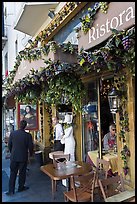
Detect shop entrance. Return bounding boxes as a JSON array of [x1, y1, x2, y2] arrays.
[[100, 77, 114, 139], [82, 76, 115, 161]]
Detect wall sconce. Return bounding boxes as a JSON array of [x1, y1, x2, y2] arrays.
[[48, 10, 55, 19], [108, 87, 120, 114], [28, 39, 32, 44]]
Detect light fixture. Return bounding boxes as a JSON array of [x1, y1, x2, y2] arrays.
[[48, 10, 55, 19], [28, 39, 32, 44], [108, 87, 120, 113]]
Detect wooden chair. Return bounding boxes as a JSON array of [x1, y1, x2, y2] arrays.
[[98, 173, 125, 201], [52, 153, 70, 197], [75, 158, 110, 190], [64, 171, 96, 202], [52, 153, 70, 169], [92, 158, 110, 200], [96, 158, 110, 180]]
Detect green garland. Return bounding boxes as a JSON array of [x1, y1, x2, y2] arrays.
[[45, 71, 86, 113], [79, 2, 109, 34], [114, 74, 131, 176]]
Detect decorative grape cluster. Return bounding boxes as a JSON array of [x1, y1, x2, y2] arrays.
[[49, 41, 57, 53], [122, 36, 132, 50], [99, 2, 108, 13], [87, 54, 94, 64], [123, 166, 129, 176], [101, 51, 108, 60]]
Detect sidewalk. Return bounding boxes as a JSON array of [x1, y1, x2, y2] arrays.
[[2, 142, 102, 202], [2, 142, 66, 202]]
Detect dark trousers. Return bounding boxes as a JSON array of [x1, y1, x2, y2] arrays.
[[54, 140, 64, 151], [9, 161, 27, 193]]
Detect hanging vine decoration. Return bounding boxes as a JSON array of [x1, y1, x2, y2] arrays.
[[44, 105, 53, 146], [114, 72, 131, 176], [79, 2, 109, 34], [4, 41, 78, 97], [78, 26, 135, 76], [45, 71, 86, 113]]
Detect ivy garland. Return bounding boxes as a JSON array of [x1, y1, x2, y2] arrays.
[[78, 26, 135, 77], [4, 41, 78, 96], [114, 74, 131, 176], [79, 2, 109, 34], [44, 105, 53, 146], [45, 71, 86, 113]]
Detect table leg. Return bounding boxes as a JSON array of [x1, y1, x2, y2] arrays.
[[51, 179, 56, 200], [66, 178, 71, 191]]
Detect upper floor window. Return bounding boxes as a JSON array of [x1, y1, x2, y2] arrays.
[[4, 52, 8, 77], [15, 40, 18, 56]]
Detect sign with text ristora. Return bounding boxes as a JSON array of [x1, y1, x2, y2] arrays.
[[78, 2, 135, 51]]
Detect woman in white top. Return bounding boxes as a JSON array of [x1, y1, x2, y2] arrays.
[[61, 114, 75, 161], [52, 116, 64, 151]]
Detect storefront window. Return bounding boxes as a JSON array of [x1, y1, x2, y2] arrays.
[[82, 77, 115, 161], [82, 80, 99, 161]]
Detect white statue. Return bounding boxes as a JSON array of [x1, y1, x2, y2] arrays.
[[61, 114, 75, 161]]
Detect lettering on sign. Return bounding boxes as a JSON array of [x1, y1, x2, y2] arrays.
[[88, 6, 135, 44], [78, 2, 135, 51]]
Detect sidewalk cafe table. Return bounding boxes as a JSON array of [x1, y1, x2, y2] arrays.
[[88, 150, 118, 173], [40, 161, 92, 200]]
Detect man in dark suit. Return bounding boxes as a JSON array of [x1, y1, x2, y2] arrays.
[[5, 120, 34, 195]]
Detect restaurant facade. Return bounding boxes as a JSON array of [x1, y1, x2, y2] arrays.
[[4, 2, 135, 189]]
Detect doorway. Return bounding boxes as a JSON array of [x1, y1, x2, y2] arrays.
[[100, 77, 114, 138], [82, 76, 115, 161]]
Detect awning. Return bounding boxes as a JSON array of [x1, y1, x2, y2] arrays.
[[14, 2, 59, 36]]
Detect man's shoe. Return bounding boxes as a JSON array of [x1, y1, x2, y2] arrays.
[[5, 191, 14, 196], [18, 186, 29, 192]]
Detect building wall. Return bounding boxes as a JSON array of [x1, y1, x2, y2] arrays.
[[2, 2, 31, 141], [2, 2, 31, 76]]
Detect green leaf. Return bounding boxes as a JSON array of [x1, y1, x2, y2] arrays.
[[110, 28, 119, 35], [80, 58, 85, 66], [115, 37, 121, 47]]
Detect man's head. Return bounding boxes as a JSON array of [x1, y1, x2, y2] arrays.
[[52, 116, 59, 125], [109, 124, 116, 136], [20, 120, 27, 129]]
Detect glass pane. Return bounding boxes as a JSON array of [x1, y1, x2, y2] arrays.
[[82, 80, 99, 161]]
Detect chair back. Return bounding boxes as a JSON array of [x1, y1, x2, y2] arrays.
[[96, 158, 110, 179], [53, 153, 70, 169], [98, 173, 125, 200], [69, 171, 96, 202]]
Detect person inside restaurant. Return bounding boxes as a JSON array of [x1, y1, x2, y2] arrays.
[[52, 116, 64, 151], [103, 124, 117, 151]]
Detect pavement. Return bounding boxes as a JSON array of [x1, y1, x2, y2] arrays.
[[2, 142, 66, 202], [2, 142, 103, 202]]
